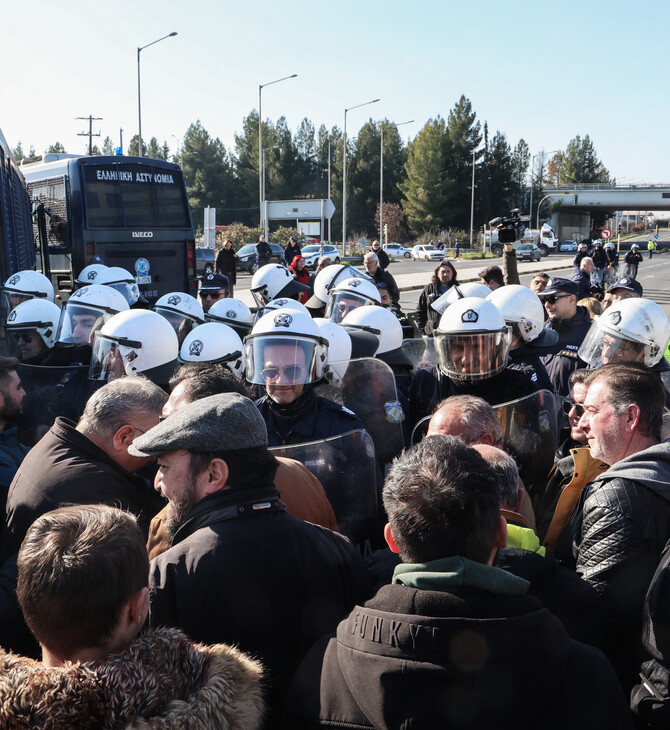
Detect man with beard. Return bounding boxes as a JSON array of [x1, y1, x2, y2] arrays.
[[137, 393, 371, 725], [0, 357, 27, 516]]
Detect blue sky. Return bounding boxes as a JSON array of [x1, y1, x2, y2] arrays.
[[3, 0, 668, 184]]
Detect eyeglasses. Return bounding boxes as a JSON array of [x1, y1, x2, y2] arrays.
[[562, 400, 585, 417], [16, 331, 34, 343], [260, 365, 306, 383], [543, 294, 571, 305], [201, 291, 226, 300]]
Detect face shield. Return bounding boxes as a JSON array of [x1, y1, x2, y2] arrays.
[[89, 332, 143, 381], [245, 335, 327, 386], [2, 290, 38, 315], [154, 307, 198, 347], [106, 280, 140, 307], [325, 291, 377, 324], [435, 328, 511, 381], [56, 303, 111, 346], [578, 324, 646, 367]]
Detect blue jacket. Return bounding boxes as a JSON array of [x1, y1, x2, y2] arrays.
[[0, 425, 29, 521]]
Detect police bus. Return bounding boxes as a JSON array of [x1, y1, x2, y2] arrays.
[[0, 129, 35, 280], [20, 154, 197, 303]]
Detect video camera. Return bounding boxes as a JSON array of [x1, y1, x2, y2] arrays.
[[489, 209, 527, 244]]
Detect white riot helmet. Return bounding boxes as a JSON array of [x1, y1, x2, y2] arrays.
[[313, 318, 352, 386], [434, 297, 512, 381], [2, 271, 55, 310], [5, 299, 61, 350], [154, 292, 205, 345], [96, 266, 140, 306], [179, 322, 246, 379], [253, 297, 309, 323], [341, 305, 407, 365], [578, 297, 670, 367], [75, 264, 108, 288], [250, 264, 309, 307], [324, 277, 382, 324], [90, 309, 178, 382], [205, 297, 254, 339], [486, 285, 558, 347], [631, 244, 640, 251], [245, 309, 328, 386], [431, 282, 491, 316], [306, 264, 372, 309], [56, 285, 129, 346]]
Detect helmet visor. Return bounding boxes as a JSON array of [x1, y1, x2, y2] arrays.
[[578, 325, 647, 367], [155, 307, 198, 347], [57, 304, 111, 346], [325, 291, 376, 324], [435, 330, 511, 380], [245, 335, 326, 386], [89, 333, 143, 381]]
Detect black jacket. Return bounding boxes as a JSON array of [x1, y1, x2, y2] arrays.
[[540, 306, 592, 397], [592, 247, 608, 267], [507, 343, 554, 393], [256, 240, 273, 265], [369, 266, 400, 303], [256, 391, 365, 446], [284, 242, 302, 265], [416, 281, 450, 336], [149, 485, 372, 722], [408, 364, 540, 428], [571, 266, 592, 300], [572, 443, 670, 687], [0, 417, 162, 561], [625, 250, 643, 267], [284, 581, 631, 729], [215, 246, 237, 284], [372, 247, 389, 269]]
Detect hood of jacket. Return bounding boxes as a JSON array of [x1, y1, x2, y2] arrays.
[[0, 627, 263, 730], [332, 583, 574, 729], [591, 441, 670, 502]]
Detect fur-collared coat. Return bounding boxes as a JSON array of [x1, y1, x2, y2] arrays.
[[0, 627, 264, 729]]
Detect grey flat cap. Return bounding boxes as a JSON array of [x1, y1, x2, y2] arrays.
[[129, 393, 268, 457]]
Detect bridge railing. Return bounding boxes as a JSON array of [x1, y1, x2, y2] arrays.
[[542, 183, 670, 191]]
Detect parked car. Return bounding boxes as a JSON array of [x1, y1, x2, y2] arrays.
[[411, 244, 444, 262], [196, 246, 215, 276], [301, 244, 341, 269], [236, 243, 285, 273], [515, 243, 542, 262], [384, 243, 412, 259], [559, 239, 578, 252]]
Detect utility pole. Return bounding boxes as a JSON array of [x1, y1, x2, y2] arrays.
[[76, 116, 102, 154]]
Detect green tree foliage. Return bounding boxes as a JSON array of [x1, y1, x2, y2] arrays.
[[444, 96, 482, 226], [102, 136, 115, 155], [47, 142, 66, 153], [181, 121, 234, 230], [399, 116, 451, 235], [552, 135, 611, 184], [510, 139, 530, 210]]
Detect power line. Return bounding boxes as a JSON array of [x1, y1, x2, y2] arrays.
[[76, 116, 102, 155]]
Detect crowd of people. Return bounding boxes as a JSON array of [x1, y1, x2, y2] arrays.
[[0, 239, 668, 728]]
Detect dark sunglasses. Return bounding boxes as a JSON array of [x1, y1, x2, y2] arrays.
[[544, 294, 571, 305], [15, 331, 34, 343], [260, 365, 305, 383], [562, 400, 585, 417], [201, 291, 226, 300]]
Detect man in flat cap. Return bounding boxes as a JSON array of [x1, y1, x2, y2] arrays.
[[132, 393, 371, 724], [539, 278, 592, 396]]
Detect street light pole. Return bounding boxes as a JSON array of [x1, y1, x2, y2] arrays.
[[469, 148, 476, 248], [327, 140, 332, 243], [258, 74, 297, 232], [528, 149, 560, 229], [343, 98, 379, 255], [380, 119, 413, 247], [137, 32, 177, 158]]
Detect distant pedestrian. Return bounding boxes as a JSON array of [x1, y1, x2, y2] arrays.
[[215, 240, 237, 296], [648, 239, 656, 259], [624, 244, 643, 279], [370, 240, 389, 269], [284, 236, 301, 266], [454, 240, 460, 258], [255, 234, 272, 268]]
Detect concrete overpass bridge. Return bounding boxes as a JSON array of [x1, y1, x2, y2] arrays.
[[536, 184, 670, 240]]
